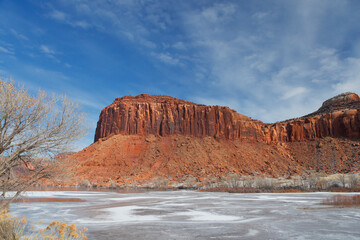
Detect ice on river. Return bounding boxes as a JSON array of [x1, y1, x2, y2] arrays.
[[9, 191, 360, 240]]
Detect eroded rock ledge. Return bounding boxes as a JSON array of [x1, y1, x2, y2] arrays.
[[94, 93, 360, 143]]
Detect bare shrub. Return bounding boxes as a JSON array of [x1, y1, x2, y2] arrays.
[[204, 176, 220, 189], [0, 209, 87, 239], [225, 173, 242, 188], [0, 80, 85, 208], [295, 175, 308, 189], [307, 172, 320, 190], [289, 175, 301, 188], [242, 176, 254, 188], [297, 175, 308, 189], [336, 174, 347, 188], [0, 210, 27, 239], [108, 179, 118, 189], [151, 177, 169, 189], [201, 175, 217, 189], [348, 174, 359, 189], [316, 179, 329, 190], [80, 179, 91, 188], [254, 176, 275, 190], [183, 175, 199, 188]]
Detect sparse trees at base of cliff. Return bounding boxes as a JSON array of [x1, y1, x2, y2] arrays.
[[198, 172, 359, 193]]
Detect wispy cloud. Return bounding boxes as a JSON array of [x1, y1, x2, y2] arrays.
[[281, 87, 307, 100], [44, 0, 360, 122], [4, 0, 360, 127], [200, 3, 236, 23], [152, 52, 181, 65], [49, 10, 66, 21], [10, 29, 28, 40], [39, 44, 61, 62], [0, 45, 14, 55], [49, 9, 90, 29], [176, 1, 360, 122], [45, 1, 176, 61], [40, 45, 55, 55]]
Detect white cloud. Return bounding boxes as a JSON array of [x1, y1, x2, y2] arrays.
[[173, 42, 186, 50], [281, 87, 307, 100], [10, 29, 28, 40], [40, 45, 55, 55], [331, 58, 360, 94], [46, 0, 178, 62], [152, 52, 181, 65], [47, 1, 148, 43], [39, 45, 61, 62], [176, 1, 360, 122], [49, 9, 90, 29], [72, 21, 90, 29], [201, 3, 236, 22], [50, 10, 67, 21], [0, 46, 13, 55], [43, 1, 360, 123]]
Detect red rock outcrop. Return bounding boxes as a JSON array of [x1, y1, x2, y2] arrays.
[[94, 94, 264, 142], [263, 92, 360, 142], [95, 93, 360, 144], [66, 92, 360, 185]]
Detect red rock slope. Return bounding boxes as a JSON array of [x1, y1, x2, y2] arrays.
[[71, 93, 360, 185]]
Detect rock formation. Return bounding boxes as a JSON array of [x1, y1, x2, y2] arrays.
[[70, 92, 360, 185], [94, 94, 263, 142], [263, 92, 360, 142], [95, 93, 360, 143]]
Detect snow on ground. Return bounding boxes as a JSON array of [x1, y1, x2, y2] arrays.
[[9, 191, 360, 240]]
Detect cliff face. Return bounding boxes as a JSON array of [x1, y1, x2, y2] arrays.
[[95, 92, 360, 143], [68, 92, 360, 185], [263, 109, 360, 143], [94, 94, 264, 142], [263, 92, 360, 142]]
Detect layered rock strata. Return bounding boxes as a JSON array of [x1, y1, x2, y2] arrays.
[[67, 92, 360, 184], [95, 93, 360, 143], [94, 94, 263, 142]]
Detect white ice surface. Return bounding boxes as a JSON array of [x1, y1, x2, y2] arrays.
[[8, 191, 360, 240]]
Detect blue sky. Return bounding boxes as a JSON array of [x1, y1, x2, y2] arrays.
[[1, 0, 360, 150]]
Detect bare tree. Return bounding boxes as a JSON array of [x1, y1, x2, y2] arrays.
[[348, 174, 359, 189], [308, 172, 320, 190], [336, 174, 346, 188], [242, 176, 254, 188], [0, 80, 85, 208], [225, 173, 242, 188]]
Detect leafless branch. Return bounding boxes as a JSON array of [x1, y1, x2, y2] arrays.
[[0, 79, 86, 208]]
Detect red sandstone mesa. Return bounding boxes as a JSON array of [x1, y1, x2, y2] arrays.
[[95, 92, 360, 143], [68, 92, 360, 185], [94, 94, 265, 142]]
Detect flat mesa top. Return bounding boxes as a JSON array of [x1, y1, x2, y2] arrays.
[[113, 94, 203, 106]]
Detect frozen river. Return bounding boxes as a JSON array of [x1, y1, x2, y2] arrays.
[[9, 191, 360, 240]]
